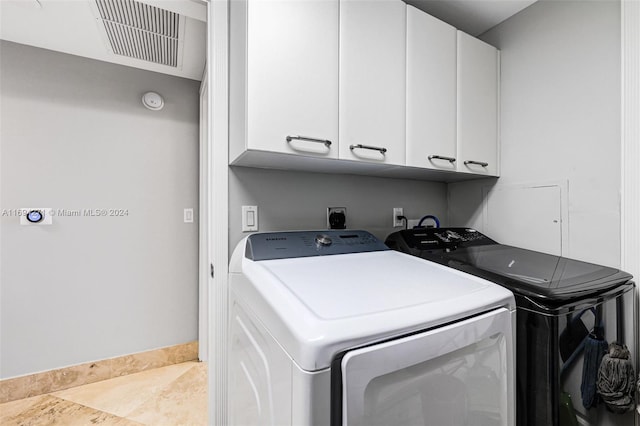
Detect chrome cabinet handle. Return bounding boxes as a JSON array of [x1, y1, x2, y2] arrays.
[[349, 144, 387, 154], [464, 160, 489, 167], [286, 135, 332, 148], [428, 155, 456, 163]]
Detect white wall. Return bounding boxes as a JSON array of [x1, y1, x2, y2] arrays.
[[0, 41, 200, 379], [228, 167, 447, 252], [448, 0, 622, 267], [449, 3, 639, 423]]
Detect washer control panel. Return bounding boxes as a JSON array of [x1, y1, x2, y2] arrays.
[[385, 227, 496, 252], [245, 230, 388, 261]]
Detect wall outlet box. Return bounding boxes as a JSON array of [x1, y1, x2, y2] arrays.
[[327, 207, 346, 229]]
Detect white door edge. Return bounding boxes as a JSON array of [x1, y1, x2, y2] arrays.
[[198, 69, 209, 362], [208, 0, 230, 425]]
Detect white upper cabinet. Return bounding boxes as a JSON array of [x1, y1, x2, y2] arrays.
[[246, 0, 339, 158], [339, 0, 406, 165], [406, 5, 457, 171], [457, 31, 500, 176], [230, 0, 500, 181]]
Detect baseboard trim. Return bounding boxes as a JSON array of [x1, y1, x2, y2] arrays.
[[0, 341, 198, 404]]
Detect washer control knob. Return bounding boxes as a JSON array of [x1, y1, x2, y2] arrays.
[[315, 234, 332, 247]]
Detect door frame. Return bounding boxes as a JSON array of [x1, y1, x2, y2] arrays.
[[620, 1, 640, 420], [198, 67, 209, 362], [204, 0, 230, 424]]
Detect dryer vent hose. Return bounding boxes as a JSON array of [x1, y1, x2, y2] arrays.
[[417, 215, 440, 228]]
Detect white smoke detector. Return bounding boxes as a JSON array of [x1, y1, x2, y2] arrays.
[[142, 92, 164, 111]]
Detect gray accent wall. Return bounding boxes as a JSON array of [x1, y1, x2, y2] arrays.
[[0, 41, 199, 379], [228, 167, 447, 253], [448, 0, 622, 268]]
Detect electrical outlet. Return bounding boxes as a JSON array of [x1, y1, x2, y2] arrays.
[[327, 207, 346, 229], [393, 208, 404, 227]]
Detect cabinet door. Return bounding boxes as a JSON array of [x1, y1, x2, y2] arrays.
[[457, 31, 499, 176], [406, 6, 457, 170], [247, 0, 339, 158], [339, 0, 406, 165]]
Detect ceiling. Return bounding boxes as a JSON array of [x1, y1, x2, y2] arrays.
[[407, 0, 538, 36], [0, 0, 536, 82], [0, 0, 207, 81]]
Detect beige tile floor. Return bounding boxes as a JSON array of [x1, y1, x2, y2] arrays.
[[0, 361, 207, 425]]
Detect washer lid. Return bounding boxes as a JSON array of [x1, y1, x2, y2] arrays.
[[230, 243, 514, 371], [443, 245, 632, 305], [260, 250, 493, 320]]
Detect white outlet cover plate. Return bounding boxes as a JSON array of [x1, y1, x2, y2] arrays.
[[393, 208, 404, 227], [242, 205, 258, 232], [184, 208, 194, 223]]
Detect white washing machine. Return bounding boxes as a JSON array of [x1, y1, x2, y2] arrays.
[[228, 230, 517, 426]]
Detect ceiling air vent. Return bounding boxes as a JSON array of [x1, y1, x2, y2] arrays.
[[94, 0, 182, 67]]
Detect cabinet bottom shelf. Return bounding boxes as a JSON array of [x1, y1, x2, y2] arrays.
[[230, 149, 498, 182]]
